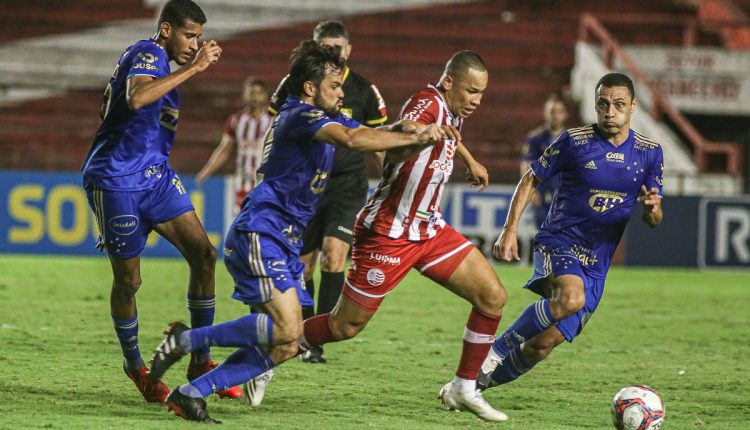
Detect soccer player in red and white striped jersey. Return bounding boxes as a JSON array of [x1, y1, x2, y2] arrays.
[[301, 51, 511, 421], [196, 78, 272, 213]]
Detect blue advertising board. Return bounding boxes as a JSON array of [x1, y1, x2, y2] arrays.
[[1, 172, 518, 258], [0, 171, 227, 257]]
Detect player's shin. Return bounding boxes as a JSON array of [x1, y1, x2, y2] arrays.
[[189, 313, 274, 350], [480, 346, 534, 390], [187, 293, 216, 364], [453, 308, 501, 392], [302, 313, 337, 346], [188, 346, 274, 398]]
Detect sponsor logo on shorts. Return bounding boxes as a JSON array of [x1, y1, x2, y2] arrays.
[[337, 225, 353, 236], [172, 175, 186, 195], [366, 268, 385, 286], [109, 215, 139, 235], [369, 253, 401, 266]]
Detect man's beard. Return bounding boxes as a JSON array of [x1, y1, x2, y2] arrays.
[[313, 93, 340, 118]]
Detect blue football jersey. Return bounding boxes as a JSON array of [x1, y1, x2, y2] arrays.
[[232, 96, 360, 253], [530, 124, 664, 278], [82, 39, 179, 190]]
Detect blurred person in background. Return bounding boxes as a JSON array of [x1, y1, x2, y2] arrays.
[[196, 78, 272, 214], [521, 93, 569, 229]]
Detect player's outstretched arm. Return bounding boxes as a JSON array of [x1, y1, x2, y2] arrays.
[[638, 185, 663, 227], [196, 135, 234, 186], [493, 169, 540, 261], [315, 122, 444, 152], [127, 40, 222, 110]]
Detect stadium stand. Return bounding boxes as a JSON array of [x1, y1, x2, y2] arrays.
[[0, 0, 746, 185]]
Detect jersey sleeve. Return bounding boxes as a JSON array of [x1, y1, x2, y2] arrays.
[[287, 105, 339, 143], [644, 145, 664, 196], [269, 75, 290, 116], [522, 133, 539, 162], [529, 131, 571, 182], [363, 83, 388, 126], [223, 113, 237, 138], [127, 44, 168, 79], [400, 94, 438, 125]]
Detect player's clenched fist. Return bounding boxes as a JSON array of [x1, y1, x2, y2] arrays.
[[192, 40, 222, 72], [416, 123, 446, 145]]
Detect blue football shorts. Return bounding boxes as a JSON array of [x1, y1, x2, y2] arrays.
[[525, 244, 605, 342], [224, 227, 314, 308], [84, 167, 194, 259]]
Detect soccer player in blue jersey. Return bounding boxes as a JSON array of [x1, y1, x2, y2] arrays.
[[147, 40, 446, 423], [80, 0, 242, 402], [476, 73, 664, 396]]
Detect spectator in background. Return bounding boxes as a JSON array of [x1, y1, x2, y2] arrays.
[[521, 94, 569, 230], [196, 78, 272, 214]]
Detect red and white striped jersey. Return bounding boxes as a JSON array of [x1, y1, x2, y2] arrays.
[[223, 108, 273, 195], [357, 84, 462, 241]]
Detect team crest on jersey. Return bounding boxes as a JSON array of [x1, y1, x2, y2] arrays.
[[589, 190, 626, 213], [366, 268, 385, 286], [109, 215, 139, 235]]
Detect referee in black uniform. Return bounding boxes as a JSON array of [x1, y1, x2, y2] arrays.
[[269, 20, 388, 363]]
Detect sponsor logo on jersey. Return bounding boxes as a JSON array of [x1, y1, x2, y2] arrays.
[[402, 98, 433, 121], [429, 159, 454, 174], [109, 215, 139, 235], [223, 247, 233, 257], [309, 168, 328, 194], [369, 253, 401, 266], [172, 175, 186, 195], [340, 108, 353, 119], [606, 152, 625, 163], [132, 62, 158, 71], [159, 106, 179, 131], [366, 268, 385, 286], [589, 190, 627, 213], [301, 110, 326, 123], [572, 133, 593, 145], [137, 52, 158, 63], [585, 160, 597, 170]]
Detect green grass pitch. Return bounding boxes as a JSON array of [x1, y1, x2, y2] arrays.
[[0, 254, 748, 429]]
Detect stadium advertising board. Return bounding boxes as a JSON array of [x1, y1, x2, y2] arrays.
[[0, 171, 226, 257], [619, 46, 750, 115], [1, 172, 516, 258], [625, 195, 750, 269], [698, 198, 750, 269]]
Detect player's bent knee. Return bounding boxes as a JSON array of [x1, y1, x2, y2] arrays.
[[113, 276, 142, 296], [473, 283, 507, 316], [273, 322, 303, 345]]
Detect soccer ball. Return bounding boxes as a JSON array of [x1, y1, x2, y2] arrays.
[[611, 385, 665, 430]]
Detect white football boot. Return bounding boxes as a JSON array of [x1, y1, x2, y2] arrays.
[[243, 369, 274, 407], [438, 380, 508, 422]]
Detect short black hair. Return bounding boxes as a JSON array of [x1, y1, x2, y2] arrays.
[[596, 73, 635, 99], [445, 50, 487, 78], [313, 20, 349, 42], [287, 40, 345, 98], [159, 0, 206, 28]]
